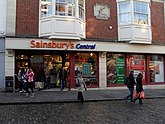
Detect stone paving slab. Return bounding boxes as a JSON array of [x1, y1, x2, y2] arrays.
[[0, 88, 164, 105]]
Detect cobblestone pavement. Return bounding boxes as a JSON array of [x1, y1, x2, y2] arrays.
[[0, 98, 165, 124]]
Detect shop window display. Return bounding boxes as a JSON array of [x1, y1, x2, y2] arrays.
[[149, 55, 164, 82], [107, 54, 125, 84], [75, 53, 98, 86], [30, 55, 70, 87], [16, 55, 29, 70]]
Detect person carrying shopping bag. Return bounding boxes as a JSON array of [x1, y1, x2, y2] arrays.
[[76, 72, 87, 104], [133, 73, 144, 104]]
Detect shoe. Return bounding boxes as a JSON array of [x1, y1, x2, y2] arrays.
[[24, 93, 29, 98], [139, 102, 143, 105], [131, 101, 135, 104], [30, 93, 35, 97], [131, 99, 135, 104], [19, 90, 23, 93]]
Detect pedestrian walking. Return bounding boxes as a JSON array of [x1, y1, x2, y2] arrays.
[[133, 73, 144, 104], [25, 68, 35, 97], [124, 71, 135, 102], [76, 72, 87, 104]]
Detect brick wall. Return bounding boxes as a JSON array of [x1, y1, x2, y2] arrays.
[[16, 0, 39, 37], [151, 1, 165, 44], [86, 0, 118, 41], [15, 0, 165, 43]]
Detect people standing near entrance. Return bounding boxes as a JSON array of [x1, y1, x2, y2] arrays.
[[25, 68, 35, 97], [44, 66, 51, 89], [76, 72, 87, 104], [133, 73, 144, 104], [124, 71, 135, 103], [17, 68, 24, 93]]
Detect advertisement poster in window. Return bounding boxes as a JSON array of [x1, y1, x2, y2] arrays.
[[129, 59, 145, 71], [116, 57, 125, 84], [154, 64, 159, 74], [107, 56, 116, 84], [107, 54, 125, 84], [83, 63, 91, 75]]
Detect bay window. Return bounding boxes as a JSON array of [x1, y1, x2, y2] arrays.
[[39, 0, 85, 39], [117, 0, 151, 44]]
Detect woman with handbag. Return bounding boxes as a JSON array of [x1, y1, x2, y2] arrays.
[[133, 73, 144, 104], [76, 72, 87, 104]]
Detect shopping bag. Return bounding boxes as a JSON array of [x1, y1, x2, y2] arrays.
[[140, 91, 145, 99], [133, 91, 139, 99], [35, 82, 44, 89], [56, 79, 60, 87]]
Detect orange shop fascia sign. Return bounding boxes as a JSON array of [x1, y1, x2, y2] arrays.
[[30, 40, 74, 50]]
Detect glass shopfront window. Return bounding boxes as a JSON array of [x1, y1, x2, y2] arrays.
[[30, 54, 70, 85], [107, 53, 125, 85], [149, 55, 164, 82], [75, 53, 98, 86], [127, 55, 146, 82]]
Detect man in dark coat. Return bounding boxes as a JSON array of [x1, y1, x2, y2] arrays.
[[124, 71, 135, 102]]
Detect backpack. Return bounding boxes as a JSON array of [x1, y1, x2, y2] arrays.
[[124, 77, 130, 85]]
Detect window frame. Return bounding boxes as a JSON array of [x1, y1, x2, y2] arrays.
[[40, 0, 85, 20], [133, 1, 149, 25], [118, 1, 131, 25], [118, 0, 150, 26]]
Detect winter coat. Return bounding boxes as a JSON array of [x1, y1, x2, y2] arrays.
[[127, 73, 135, 88], [76, 74, 87, 92], [136, 74, 143, 93]]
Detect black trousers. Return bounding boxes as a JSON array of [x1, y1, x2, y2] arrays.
[[77, 92, 84, 103], [19, 81, 23, 91], [134, 95, 143, 104], [25, 82, 34, 93]]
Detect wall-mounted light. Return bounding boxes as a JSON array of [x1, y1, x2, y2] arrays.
[[108, 26, 113, 30]]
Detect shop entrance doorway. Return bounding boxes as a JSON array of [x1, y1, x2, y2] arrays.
[[15, 50, 70, 90]]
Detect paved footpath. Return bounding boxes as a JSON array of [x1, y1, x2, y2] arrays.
[[0, 99, 165, 124], [0, 85, 165, 104]]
